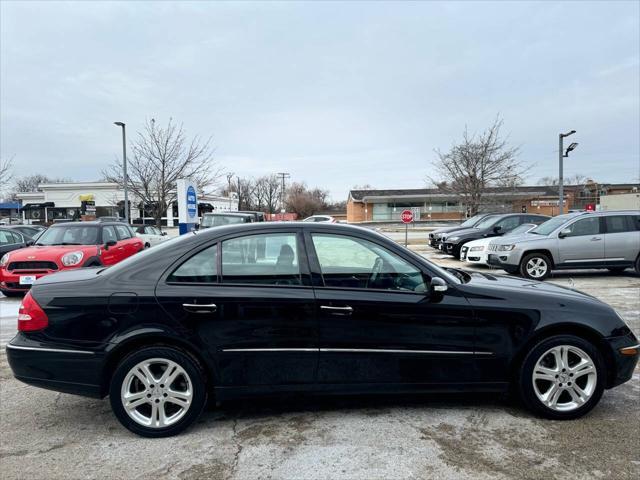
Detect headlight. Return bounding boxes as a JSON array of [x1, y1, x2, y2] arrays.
[[448, 236, 459, 242], [61, 251, 84, 266], [0, 253, 9, 267], [469, 246, 484, 252], [497, 245, 515, 251]]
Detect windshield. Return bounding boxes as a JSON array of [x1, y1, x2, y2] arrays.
[[530, 214, 573, 235], [35, 225, 99, 245], [473, 215, 499, 229], [507, 223, 536, 236], [201, 215, 246, 227], [459, 214, 484, 228]]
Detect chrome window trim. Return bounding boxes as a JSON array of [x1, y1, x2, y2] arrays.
[[6, 344, 95, 355]]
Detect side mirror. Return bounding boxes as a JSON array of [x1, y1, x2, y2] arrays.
[[104, 240, 117, 250], [26, 239, 35, 246], [558, 228, 571, 239], [493, 225, 502, 234], [161, 231, 167, 236], [429, 277, 448, 295], [194, 224, 200, 230]]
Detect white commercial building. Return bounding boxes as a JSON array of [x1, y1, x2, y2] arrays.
[[16, 182, 238, 225]]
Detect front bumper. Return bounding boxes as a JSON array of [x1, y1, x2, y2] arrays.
[[0, 269, 54, 292], [487, 253, 519, 269], [6, 334, 105, 398], [461, 246, 487, 264], [605, 332, 640, 388]]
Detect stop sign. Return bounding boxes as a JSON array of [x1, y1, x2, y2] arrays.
[[401, 209, 414, 223]]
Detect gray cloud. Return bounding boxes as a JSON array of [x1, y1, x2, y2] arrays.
[[1, 0, 638, 200]]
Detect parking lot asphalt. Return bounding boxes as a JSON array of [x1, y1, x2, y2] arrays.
[[0, 248, 638, 480]]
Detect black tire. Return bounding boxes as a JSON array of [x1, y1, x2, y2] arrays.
[[144, 243, 150, 249], [519, 252, 552, 280], [635, 255, 640, 274], [109, 346, 208, 438], [518, 335, 605, 420], [607, 267, 627, 274]]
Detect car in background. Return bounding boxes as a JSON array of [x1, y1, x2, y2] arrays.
[[238, 211, 266, 222], [428, 213, 497, 249], [488, 211, 640, 280], [4, 225, 47, 239], [200, 212, 254, 229], [6, 222, 639, 437], [460, 223, 539, 265], [98, 216, 127, 223], [135, 225, 170, 248], [0, 221, 143, 297], [303, 215, 336, 223], [442, 213, 550, 259], [0, 227, 33, 258]]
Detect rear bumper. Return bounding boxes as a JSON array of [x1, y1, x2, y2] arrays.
[[6, 334, 105, 398]]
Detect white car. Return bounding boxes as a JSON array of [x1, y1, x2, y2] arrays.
[[460, 223, 538, 265], [135, 225, 169, 248], [302, 215, 336, 223]]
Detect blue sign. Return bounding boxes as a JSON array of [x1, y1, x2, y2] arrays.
[[187, 186, 197, 218]]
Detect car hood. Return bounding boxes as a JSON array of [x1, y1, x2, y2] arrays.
[[490, 233, 545, 246], [431, 225, 466, 235], [463, 237, 492, 248], [445, 227, 482, 239], [459, 269, 601, 304], [4, 245, 98, 261]]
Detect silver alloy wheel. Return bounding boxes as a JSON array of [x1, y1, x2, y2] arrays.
[[121, 358, 193, 428], [526, 257, 548, 278], [532, 345, 597, 412]]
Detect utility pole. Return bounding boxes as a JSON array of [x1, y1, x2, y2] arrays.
[[226, 172, 234, 211], [277, 172, 290, 220], [558, 130, 578, 215], [114, 122, 129, 223]]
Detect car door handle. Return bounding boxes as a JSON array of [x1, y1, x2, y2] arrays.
[[590, 237, 602, 241], [320, 305, 353, 314], [183, 303, 217, 313]]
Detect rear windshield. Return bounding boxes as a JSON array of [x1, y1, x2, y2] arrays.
[[35, 225, 99, 245], [202, 215, 247, 227]]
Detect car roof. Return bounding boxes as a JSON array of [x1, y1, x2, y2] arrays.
[[203, 212, 254, 217], [47, 221, 122, 228]]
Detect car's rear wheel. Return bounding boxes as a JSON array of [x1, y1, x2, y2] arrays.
[[518, 335, 604, 420], [635, 254, 640, 274], [1, 290, 24, 297], [520, 252, 551, 280], [109, 346, 207, 437]]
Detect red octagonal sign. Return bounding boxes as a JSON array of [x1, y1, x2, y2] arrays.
[[401, 209, 414, 223]]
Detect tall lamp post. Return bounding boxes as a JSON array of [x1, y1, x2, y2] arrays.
[[114, 122, 129, 224], [558, 130, 578, 215]]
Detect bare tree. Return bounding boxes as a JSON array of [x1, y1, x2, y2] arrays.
[[538, 173, 588, 187], [430, 116, 527, 215], [0, 156, 14, 193], [254, 174, 281, 213], [285, 182, 329, 218], [103, 118, 223, 227]]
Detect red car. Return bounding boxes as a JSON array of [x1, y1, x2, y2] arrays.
[[0, 221, 143, 297]]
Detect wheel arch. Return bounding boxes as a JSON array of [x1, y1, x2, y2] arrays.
[[100, 334, 216, 397], [520, 249, 556, 268], [510, 323, 616, 388]]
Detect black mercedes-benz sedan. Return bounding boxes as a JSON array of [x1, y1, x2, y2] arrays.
[[6, 223, 639, 437]]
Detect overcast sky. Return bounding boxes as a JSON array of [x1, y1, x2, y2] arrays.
[[1, 1, 639, 200]]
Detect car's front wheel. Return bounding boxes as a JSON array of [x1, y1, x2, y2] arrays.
[[518, 335, 605, 420], [520, 252, 551, 280], [109, 346, 207, 437]]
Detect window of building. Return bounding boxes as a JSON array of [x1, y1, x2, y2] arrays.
[[222, 233, 301, 285], [311, 234, 427, 292], [168, 244, 218, 283]]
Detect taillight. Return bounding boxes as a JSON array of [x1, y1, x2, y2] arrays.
[[18, 291, 49, 332]]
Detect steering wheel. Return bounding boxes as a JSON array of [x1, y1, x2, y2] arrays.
[[368, 257, 384, 287]]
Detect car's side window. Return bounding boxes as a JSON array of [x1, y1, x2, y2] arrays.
[[496, 216, 521, 232], [311, 234, 428, 292], [605, 216, 633, 234], [221, 233, 301, 285], [565, 217, 600, 237], [115, 225, 132, 240], [0, 231, 19, 245], [168, 244, 218, 283], [102, 226, 118, 243]]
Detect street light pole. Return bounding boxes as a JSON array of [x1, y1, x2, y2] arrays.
[[114, 122, 129, 224], [558, 129, 576, 215]]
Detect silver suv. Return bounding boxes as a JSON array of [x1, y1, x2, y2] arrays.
[[487, 210, 640, 280]]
